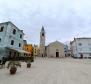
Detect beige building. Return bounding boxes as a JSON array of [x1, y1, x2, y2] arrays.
[[33, 45, 39, 56], [46, 41, 65, 58], [39, 27, 65, 58]]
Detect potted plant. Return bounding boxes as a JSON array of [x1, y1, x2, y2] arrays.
[[7, 61, 21, 75], [26, 57, 31, 68], [27, 61, 31, 68], [30, 56, 34, 62]]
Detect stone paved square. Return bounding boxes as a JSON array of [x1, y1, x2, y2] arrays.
[[0, 57, 91, 84]]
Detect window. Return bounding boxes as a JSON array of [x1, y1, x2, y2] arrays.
[[88, 43, 91, 46], [89, 53, 91, 56], [19, 43, 21, 47], [0, 26, 4, 32], [35, 51, 36, 53], [42, 33, 44, 36], [56, 49, 59, 52], [89, 48, 91, 51], [18, 53, 20, 57], [11, 40, 14, 45], [14, 52, 16, 56], [13, 29, 16, 34], [78, 43, 82, 46], [0, 38, 1, 42], [64, 48, 66, 49], [35, 49, 36, 53], [20, 34, 22, 38], [79, 48, 82, 51]]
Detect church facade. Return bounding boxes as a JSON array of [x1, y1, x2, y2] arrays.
[[39, 27, 65, 58], [46, 41, 65, 58]]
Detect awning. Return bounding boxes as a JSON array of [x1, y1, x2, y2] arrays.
[[5, 47, 31, 54], [17, 50, 31, 54]]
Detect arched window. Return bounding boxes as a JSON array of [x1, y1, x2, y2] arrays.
[[0, 26, 4, 32], [14, 52, 16, 56], [19, 43, 21, 47], [0, 38, 1, 42], [11, 40, 14, 45], [42, 33, 44, 36], [20, 34, 22, 38], [13, 29, 16, 34], [56, 49, 59, 52], [78, 43, 82, 46]]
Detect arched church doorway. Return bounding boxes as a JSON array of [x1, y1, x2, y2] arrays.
[[80, 53, 83, 58], [56, 49, 59, 57], [42, 54, 43, 57], [56, 52, 59, 57]]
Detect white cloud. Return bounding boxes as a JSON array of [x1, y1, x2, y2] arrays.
[[0, 0, 91, 45]]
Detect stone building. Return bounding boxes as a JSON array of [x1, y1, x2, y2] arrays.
[[33, 45, 39, 56], [46, 41, 65, 58], [39, 27, 65, 58], [39, 26, 45, 57], [23, 44, 33, 56]]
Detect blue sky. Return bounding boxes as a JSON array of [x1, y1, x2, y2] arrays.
[[0, 0, 91, 45]]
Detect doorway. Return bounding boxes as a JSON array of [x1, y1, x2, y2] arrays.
[[56, 52, 59, 57], [42, 54, 43, 57], [80, 53, 83, 58]]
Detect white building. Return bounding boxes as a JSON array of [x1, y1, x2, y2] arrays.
[[0, 21, 28, 60], [70, 38, 91, 58], [0, 21, 24, 49]]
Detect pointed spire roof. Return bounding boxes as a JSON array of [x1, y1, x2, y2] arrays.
[[41, 26, 45, 32]]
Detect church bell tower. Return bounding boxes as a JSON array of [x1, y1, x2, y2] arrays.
[[39, 26, 45, 57]]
